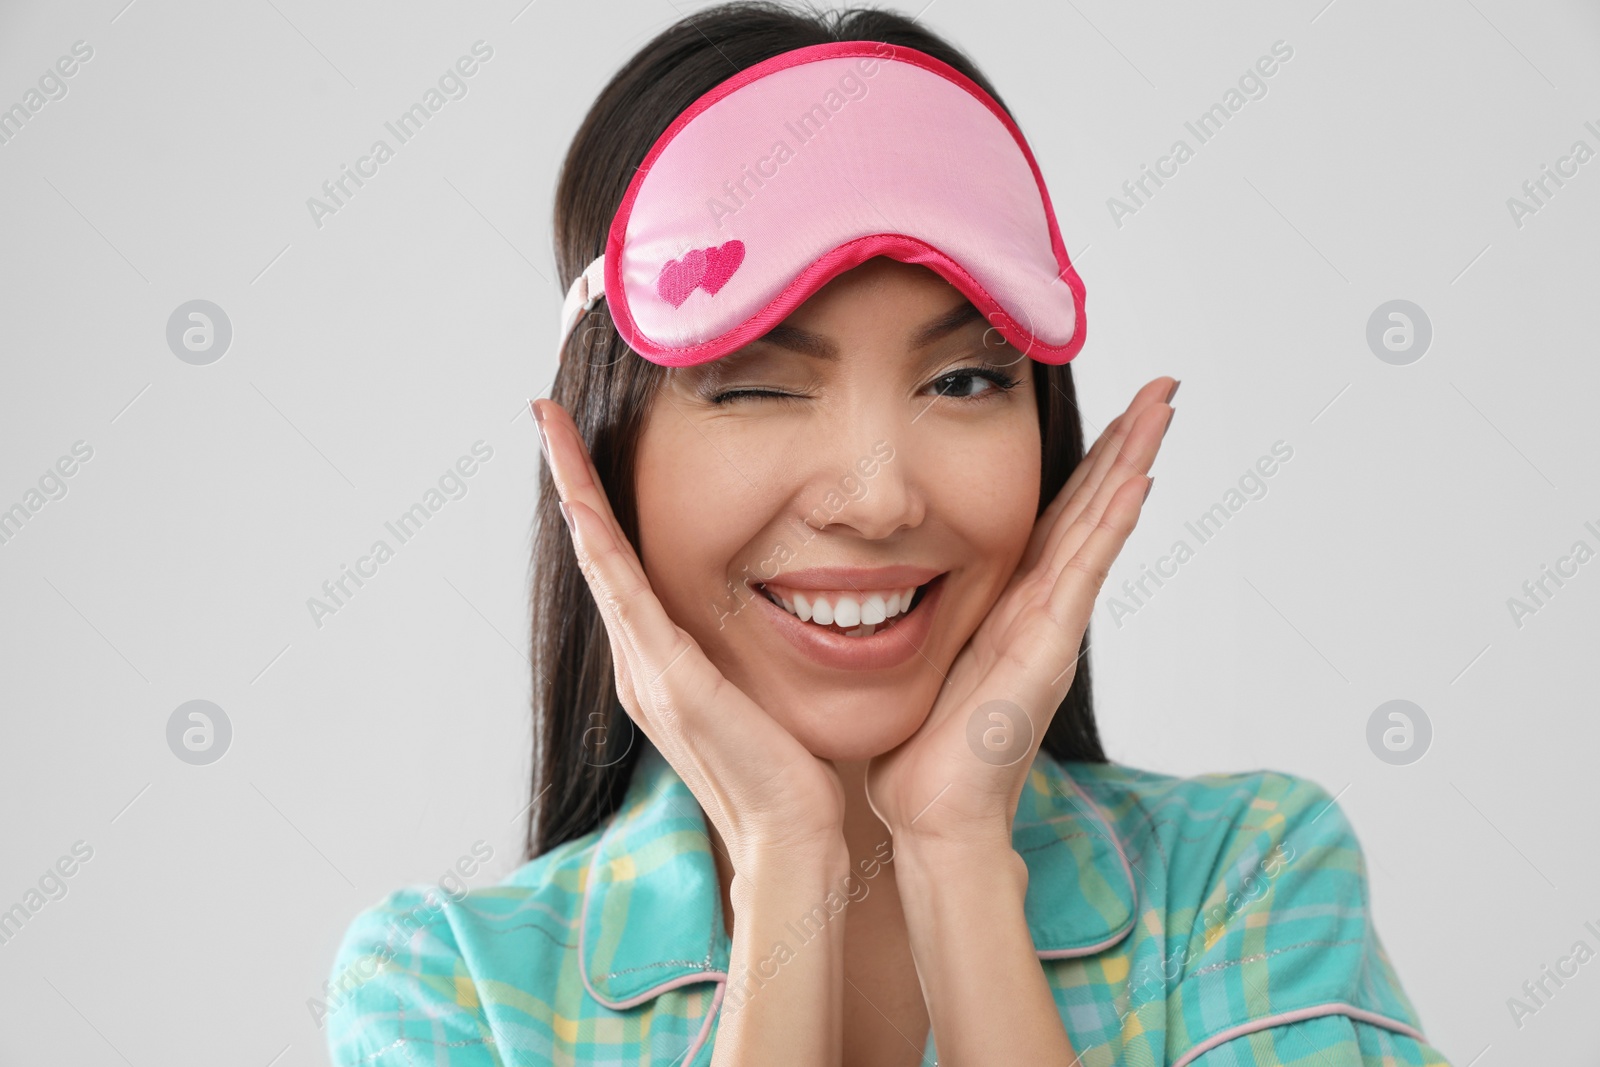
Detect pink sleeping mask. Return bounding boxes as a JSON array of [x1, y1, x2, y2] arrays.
[[556, 41, 1087, 367]]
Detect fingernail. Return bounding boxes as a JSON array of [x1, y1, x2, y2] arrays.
[[1166, 379, 1181, 403], [1143, 477, 1155, 503], [559, 500, 575, 533], [1161, 407, 1176, 442], [536, 420, 551, 462], [531, 399, 546, 426]]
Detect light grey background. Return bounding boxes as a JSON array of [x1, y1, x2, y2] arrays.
[[1, 0, 1596, 1063]]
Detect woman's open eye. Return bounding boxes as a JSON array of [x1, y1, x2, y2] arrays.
[[928, 365, 1021, 400]]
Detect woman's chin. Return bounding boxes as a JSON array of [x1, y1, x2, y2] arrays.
[[718, 668, 944, 763], [777, 705, 928, 764]]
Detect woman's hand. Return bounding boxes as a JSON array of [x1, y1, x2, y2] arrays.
[[862, 376, 1175, 1067], [535, 397, 852, 1066], [532, 398, 846, 872], [864, 376, 1178, 850]]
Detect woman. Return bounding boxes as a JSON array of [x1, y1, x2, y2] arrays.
[[325, 4, 1451, 1065]]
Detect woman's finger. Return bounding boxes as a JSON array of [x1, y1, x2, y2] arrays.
[[534, 402, 692, 730], [1060, 377, 1174, 507], [536, 402, 716, 727], [559, 497, 678, 688], [1020, 376, 1174, 573], [533, 400, 669, 744], [535, 399, 643, 575], [1054, 377, 1171, 517], [1019, 413, 1122, 570], [1033, 391, 1172, 577], [1039, 400, 1169, 578], [1046, 474, 1151, 628], [543, 420, 744, 775]]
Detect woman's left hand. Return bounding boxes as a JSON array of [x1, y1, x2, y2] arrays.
[[865, 375, 1177, 850]]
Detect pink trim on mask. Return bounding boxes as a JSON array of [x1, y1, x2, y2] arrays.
[[631, 231, 1078, 368], [603, 40, 1087, 367]]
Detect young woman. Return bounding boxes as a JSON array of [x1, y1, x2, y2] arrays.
[[326, 5, 1451, 1065]]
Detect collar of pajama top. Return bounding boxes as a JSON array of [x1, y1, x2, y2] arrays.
[[326, 742, 1451, 1067], [581, 742, 1143, 1004]]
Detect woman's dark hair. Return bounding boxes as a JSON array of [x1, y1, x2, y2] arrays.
[[526, 1, 1103, 861]]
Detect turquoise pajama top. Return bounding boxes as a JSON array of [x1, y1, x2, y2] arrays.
[[324, 742, 1452, 1065]]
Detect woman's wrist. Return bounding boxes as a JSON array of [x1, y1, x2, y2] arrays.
[[728, 836, 853, 915], [892, 834, 1028, 917], [892, 837, 1078, 1065], [887, 814, 1018, 870], [714, 839, 852, 1067]]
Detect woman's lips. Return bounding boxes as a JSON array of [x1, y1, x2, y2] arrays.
[[751, 573, 945, 672]]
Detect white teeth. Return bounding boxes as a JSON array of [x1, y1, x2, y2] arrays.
[[811, 597, 834, 626], [763, 581, 927, 634], [861, 593, 886, 625]]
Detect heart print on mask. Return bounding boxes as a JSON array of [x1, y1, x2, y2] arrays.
[[655, 240, 745, 308]]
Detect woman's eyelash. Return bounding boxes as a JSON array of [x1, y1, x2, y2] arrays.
[[709, 365, 1020, 405], [931, 366, 1021, 398], [708, 387, 806, 405]]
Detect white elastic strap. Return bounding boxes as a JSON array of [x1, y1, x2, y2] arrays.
[[556, 254, 608, 358]]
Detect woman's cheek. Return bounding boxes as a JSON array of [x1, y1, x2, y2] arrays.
[[957, 427, 1040, 556]]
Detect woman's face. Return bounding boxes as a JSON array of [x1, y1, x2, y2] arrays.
[[634, 258, 1042, 762]]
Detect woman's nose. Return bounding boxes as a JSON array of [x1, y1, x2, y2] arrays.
[[798, 428, 924, 541]]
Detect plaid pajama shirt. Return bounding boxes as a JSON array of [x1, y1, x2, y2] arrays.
[[325, 742, 1452, 1066]]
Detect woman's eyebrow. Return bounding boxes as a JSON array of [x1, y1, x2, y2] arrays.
[[752, 322, 837, 360], [910, 301, 984, 348], [749, 301, 984, 360]]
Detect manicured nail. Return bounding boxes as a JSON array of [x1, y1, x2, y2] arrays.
[[559, 500, 575, 533], [531, 399, 546, 426], [1166, 379, 1181, 403], [536, 419, 551, 463], [1161, 407, 1176, 442], [1143, 477, 1155, 503]]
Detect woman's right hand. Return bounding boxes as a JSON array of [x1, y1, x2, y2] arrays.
[[532, 398, 847, 875]]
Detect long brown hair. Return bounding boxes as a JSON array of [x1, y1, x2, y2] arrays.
[[527, 1, 1104, 861]]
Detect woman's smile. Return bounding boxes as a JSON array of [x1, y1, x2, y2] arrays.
[[749, 568, 947, 671]]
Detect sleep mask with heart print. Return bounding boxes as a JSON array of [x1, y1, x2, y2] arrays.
[[556, 40, 1087, 368]]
